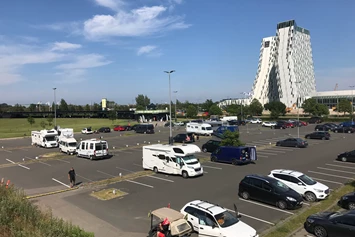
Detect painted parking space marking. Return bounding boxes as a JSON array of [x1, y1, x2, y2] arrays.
[[56, 159, 70, 163], [3, 150, 12, 153], [125, 180, 154, 188], [203, 165, 222, 170], [308, 171, 354, 180], [257, 155, 269, 158], [225, 208, 274, 226], [311, 177, 343, 185], [76, 174, 93, 182], [326, 163, 355, 170], [317, 167, 355, 175], [257, 152, 278, 156], [333, 160, 355, 165], [52, 178, 70, 188], [116, 166, 137, 173], [25, 156, 51, 166], [146, 175, 174, 183], [206, 161, 232, 167], [263, 149, 285, 153], [6, 158, 30, 170], [97, 170, 116, 178], [238, 198, 294, 215]]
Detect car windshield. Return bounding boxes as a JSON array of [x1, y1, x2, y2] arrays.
[[181, 155, 199, 165], [45, 136, 56, 142], [214, 211, 239, 228], [298, 174, 316, 185], [68, 142, 77, 147], [274, 180, 290, 192], [295, 138, 304, 142], [329, 212, 342, 219], [87, 128, 92, 131]]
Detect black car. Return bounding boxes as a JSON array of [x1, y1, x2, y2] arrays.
[[305, 131, 330, 140], [228, 120, 246, 126], [333, 125, 355, 134], [131, 124, 138, 131], [337, 150, 355, 162], [238, 174, 303, 210], [338, 192, 355, 210], [304, 210, 355, 237], [173, 133, 195, 143], [273, 121, 287, 129], [164, 122, 175, 127], [308, 116, 322, 124], [135, 124, 155, 134], [201, 140, 221, 152], [98, 127, 111, 133], [276, 138, 308, 148], [315, 124, 333, 131]]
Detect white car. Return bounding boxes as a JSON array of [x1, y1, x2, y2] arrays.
[[268, 169, 329, 202], [174, 121, 185, 126], [262, 121, 277, 127], [250, 118, 262, 124], [81, 127, 93, 134], [180, 200, 258, 237]]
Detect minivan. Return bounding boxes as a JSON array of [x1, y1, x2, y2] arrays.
[[135, 124, 155, 134], [210, 146, 257, 165], [76, 139, 109, 160], [238, 174, 303, 210], [59, 137, 77, 155]]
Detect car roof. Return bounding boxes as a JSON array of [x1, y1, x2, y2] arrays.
[[186, 200, 225, 215], [270, 169, 303, 177], [244, 174, 276, 183]]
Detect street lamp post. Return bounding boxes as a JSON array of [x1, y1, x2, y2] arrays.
[[164, 70, 175, 144], [240, 93, 244, 120], [173, 91, 178, 122], [295, 81, 301, 138], [350, 85, 355, 123], [53, 88, 57, 128]]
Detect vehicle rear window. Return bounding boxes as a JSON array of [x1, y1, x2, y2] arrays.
[[95, 142, 107, 150]]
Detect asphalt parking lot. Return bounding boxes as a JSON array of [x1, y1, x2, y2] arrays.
[[0, 124, 354, 236]]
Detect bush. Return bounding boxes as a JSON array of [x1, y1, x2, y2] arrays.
[[0, 185, 94, 237]]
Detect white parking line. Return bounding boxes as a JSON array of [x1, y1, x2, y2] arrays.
[[6, 158, 30, 170], [18, 164, 30, 170], [308, 171, 354, 179], [225, 208, 274, 225], [3, 150, 12, 153], [116, 166, 136, 173], [6, 158, 16, 164], [257, 155, 269, 158], [264, 149, 286, 153], [146, 175, 174, 183], [333, 160, 355, 165], [326, 163, 355, 170], [25, 156, 51, 166], [203, 165, 222, 170], [97, 170, 116, 178], [206, 161, 232, 167], [257, 152, 278, 156], [125, 179, 154, 188], [76, 174, 93, 182], [56, 159, 70, 163], [52, 178, 70, 188], [311, 177, 343, 185], [317, 167, 355, 175], [239, 198, 294, 215]]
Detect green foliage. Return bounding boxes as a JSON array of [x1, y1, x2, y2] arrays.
[[302, 98, 329, 116], [220, 130, 245, 147], [0, 185, 94, 237], [27, 116, 35, 127], [314, 103, 330, 116], [202, 99, 214, 111], [264, 101, 286, 119], [108, 111, 117, 123], [249, 99, 263, 116], [225, 104, 242, 116], [40, 121, 47, 129], [186, 105, 198, 118], [84, 104, 91, 111], [209, 104, 223, 115], [59, 99, 69, 111], [46, 114, 54, 127], [135, 94, 151, 110], [338, 98, 352, 114]]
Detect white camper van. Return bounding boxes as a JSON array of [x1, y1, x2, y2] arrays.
[[76, 139, 109, 160], [59, 137, 77, 155], [31, 129, 58, 148], [142, 144, 203, 178], [186, 122, 213, 136], [58, 128, 74, 139]]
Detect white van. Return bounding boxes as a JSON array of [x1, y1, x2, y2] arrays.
[[186, 123, 213, 136], [31, 129, 58, 148], [59, 137, 77, 155], [76, 139, 109, 160], [142, 144, 203, 178], [221, 116, 238, 122]]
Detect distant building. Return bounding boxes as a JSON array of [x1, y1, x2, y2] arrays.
[[310, 90, 355, 109]]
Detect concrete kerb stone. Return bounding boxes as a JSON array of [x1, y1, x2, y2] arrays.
[[26, 187, 79, 199]]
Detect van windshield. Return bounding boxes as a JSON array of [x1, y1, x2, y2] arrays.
[[68, 142, 77, 147], [95, 142, 107, 150], [206, 127, 212, 130], [180, 155, 199, 165], [45, 136, 56, 142]]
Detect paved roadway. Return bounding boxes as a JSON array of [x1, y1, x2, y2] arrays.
[[0, 124, 354, 236]]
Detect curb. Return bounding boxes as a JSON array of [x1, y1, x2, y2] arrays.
[[26, 187, 79, 199]]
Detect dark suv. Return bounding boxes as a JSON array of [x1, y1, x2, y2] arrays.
[[201, 140, 221, 153], [173, 133, 195, 143], [238, 174, 303, 210], [305, 131, 331, 140], [333, 125, 355, 134], [98, 127, 111, 133], [315, 124, 332, 131]]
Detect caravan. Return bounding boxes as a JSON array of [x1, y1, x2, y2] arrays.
[[142, 144, 203, 178], [186, 122, 213, 136], [31, 129, 58, 148]]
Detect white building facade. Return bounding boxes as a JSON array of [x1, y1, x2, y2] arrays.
[[251, 20, 316, 107]]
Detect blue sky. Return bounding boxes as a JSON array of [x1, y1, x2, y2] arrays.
[[0, 0, 354, 105]]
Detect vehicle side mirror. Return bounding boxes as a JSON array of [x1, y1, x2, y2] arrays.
[[212, 223, 217, 229], [237, 213, 242, 218], [298, 182, 303, 186]]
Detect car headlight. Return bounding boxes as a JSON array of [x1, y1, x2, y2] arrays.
[[286, 197, 296, 202], [307, 218, 315, 224], [342, 196, 348, 200], [314, 189, 323, 193]]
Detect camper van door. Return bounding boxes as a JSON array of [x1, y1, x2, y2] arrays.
[[163, 156, 175, 174]]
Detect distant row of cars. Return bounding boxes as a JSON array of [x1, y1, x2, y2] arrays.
[[262, 120, 309, 129], [315, 122, 355, 133]]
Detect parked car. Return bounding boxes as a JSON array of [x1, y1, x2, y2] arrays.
[[275, 138, 308, 148], [201, 140, 221, 153], [338, 192, 355, 210], [272, 122, 287, 129], [164, 122, 175, 127], [210, 146, 257, 165], [304, 210, 355, 237], [81, 127, 93, 134], [299, 121, 308, 126], [305, 131, 330, 140], [113, 125, 126, 131], [228, 120, 246, 126], [262, 121, 277, 127], [333, 125, 355, 133], [268, 169, 329, 202], [135, 124, 155, 134], [213, 125, 239, 139], [131, 124, 138, 131], [173, 133, 195, 143], [97, 127, 111, 133], [336, 150, 355, 162], [315, 124, 333, 131], [238, 174, 303, 210], [323, 123, 338, 129], [284, 121, 294, 128], [250, 118, 262, 124], [174, 121, 185, 126], [308, 116, 322, 124]]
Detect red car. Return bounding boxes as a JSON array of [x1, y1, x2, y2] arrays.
[[114, 125, 126, 131], [284, 122, 294, 128], [299, 121, 308, 126]]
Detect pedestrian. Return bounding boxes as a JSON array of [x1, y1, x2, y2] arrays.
[[68, 167, 76, 188], [197, 134, 200, 142]]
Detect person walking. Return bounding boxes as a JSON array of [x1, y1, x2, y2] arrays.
[[68, 167, 76, 188]]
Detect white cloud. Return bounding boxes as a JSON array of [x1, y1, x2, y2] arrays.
[[55, 69, 87, 84], [56, 54, 112, 70], [93, 0, 124, 11], [137, 45, 157, 55], [51, 42, 82, 51], [83, 5, 190, 41]]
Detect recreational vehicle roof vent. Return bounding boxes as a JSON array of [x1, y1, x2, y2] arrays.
[[173, 148, 184, 154]]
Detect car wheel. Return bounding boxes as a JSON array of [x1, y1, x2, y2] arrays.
[[348, 202, 355, 210], [305, 192, 317, 202], [153, 167, 158, 173], [202, 148, 207, 153], [314, 225, 327, 237], [271, 126, 274, 129], [67, 151, 70, 155], [277, 200, 287, 210], [211, 156, 216, 162], [232, 159, 238, 165], [90, 155, 93, 160], [59, 148, 62, 153], [182, 171, 189, 179], [295, 144, 298, 148], [341, 157, 347, 162], [241, 191, 250, 200]]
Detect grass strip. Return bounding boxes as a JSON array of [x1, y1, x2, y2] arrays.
[[261, 181, 355, 237], [90, 188, 128, 200]]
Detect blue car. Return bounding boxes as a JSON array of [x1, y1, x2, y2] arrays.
[[213, 125, 239, 138], [210, 146, 257, 165]]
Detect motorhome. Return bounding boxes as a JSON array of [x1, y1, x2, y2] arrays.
[[59, 136, 77, 155], [142, 144, 203, 178], [186, 122, 213, 136], [76, 139, 109, 160], [31, 129, 58, 148]]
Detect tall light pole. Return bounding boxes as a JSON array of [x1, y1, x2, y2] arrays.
[[240, 93, 244, 120], [173, 91, 178, 122], [295, 81, 301, 138], [164, 70, 175, 144], [350, 85, 355, 123], [53, 88, 57, 128]]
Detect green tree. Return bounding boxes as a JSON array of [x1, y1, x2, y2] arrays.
[[135, 94, 151, 110], [338, 98, 352, 115], [40, 121, 47, 129], [27, 116, 35, 127], [313, 104, 329, 116], [264, 101, 286, 119], [92, 103, 100, 110], [225, 104, 242, 116], [220, 130, 245, 147], [249, 99, 263, 116], [202, 99, 214, 111], [84, 104, 91, 111], [108, 111, 117, 123], [209, 104, 223, 115], [46, 114, 54, 127], [186, 105, 198, 118], [28, 104, 37, 112], [302, 98, 317, 115], [12, 104, 25, 112], [59, 99, 69, 111]]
